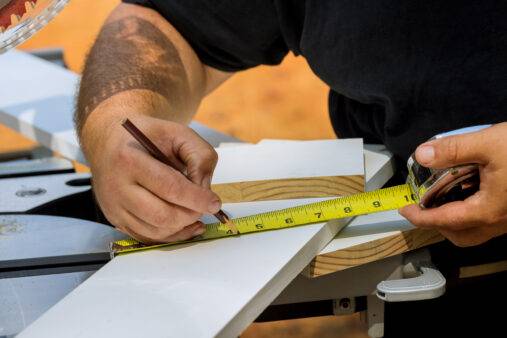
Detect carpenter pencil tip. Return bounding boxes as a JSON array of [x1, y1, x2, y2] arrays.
[[215, 210, 239, 234]]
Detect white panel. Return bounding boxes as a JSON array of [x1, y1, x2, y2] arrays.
[[213, 139, 364, 184]]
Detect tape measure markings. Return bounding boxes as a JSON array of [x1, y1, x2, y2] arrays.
[[111, 184, 418, 256]]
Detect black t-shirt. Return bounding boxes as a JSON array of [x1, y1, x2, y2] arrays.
[[123, 0, 507, 179]]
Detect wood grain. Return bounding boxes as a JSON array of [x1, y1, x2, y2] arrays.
[[305, 228, 444, 277], [212, 175, 364, 203]]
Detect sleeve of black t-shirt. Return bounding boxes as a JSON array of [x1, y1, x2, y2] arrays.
[[121, 0, 289, 72]]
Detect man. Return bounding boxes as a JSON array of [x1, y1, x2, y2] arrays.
[[76, 0, 507, 246], [75, 1, 507, 335]]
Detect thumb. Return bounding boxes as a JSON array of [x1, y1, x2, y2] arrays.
[[415, 131, 489, 169]]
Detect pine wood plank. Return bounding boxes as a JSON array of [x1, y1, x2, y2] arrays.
[[211, 139, 364, 202], [307, 229, 443, 277], [212, 175, 364, 203]]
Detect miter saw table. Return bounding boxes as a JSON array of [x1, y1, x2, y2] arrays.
[[0, 156, 449, 338]]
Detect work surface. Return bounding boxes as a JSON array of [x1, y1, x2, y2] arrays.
[[15, 155, 385, 338], [0, 50, 442, 337], [0, 50, 442, 277]]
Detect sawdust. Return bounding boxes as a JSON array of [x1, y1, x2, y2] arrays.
[[0, 217, 23, 236]]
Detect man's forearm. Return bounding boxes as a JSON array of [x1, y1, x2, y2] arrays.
[[75, 5, 205, 138]]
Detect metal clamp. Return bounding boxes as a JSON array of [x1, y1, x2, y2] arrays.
[[376, 250, 446, 302]]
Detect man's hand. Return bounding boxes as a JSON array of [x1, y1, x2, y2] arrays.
[[75, 3, 232, 243], [400, 123, 507, 247], [87, 114, 222, 244]]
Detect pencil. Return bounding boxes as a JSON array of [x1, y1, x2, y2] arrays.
[[121, 118, 238, 234]]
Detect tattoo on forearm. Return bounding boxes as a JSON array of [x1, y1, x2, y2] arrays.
[[75, 15, 190, 134]]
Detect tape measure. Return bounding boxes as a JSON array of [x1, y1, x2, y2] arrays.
[[111, 125, 491, 257], [111, 184, 417, 256]]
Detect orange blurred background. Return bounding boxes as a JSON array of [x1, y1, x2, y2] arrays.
[[18, 0, 335, 143]]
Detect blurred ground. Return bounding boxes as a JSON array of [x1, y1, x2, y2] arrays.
[[2, 0, 368, 336]]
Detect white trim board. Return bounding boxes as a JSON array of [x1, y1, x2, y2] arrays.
[[18, 219, 352, 338]]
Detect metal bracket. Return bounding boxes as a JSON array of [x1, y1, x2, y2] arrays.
[[0, 157, 74, 179], [333, 297, 357, 316], [376, 250, 446, 302], [360, 295, 385, 338]]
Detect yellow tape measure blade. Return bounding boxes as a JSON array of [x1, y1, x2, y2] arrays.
[[110, 184, 416, 256]]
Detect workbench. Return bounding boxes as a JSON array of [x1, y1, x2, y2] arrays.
[[0, 50, 444, 338]]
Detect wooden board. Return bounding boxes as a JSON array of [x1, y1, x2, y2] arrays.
[[211, 139, 364, 202], [310, 229, 443, 276], [212, 175, 364, 202], [307, 211, 444, 277]]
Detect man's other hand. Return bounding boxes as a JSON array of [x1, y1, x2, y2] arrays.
[[88, 115, 221, 244], [400, 123, 507, 247]]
